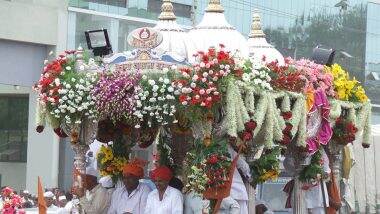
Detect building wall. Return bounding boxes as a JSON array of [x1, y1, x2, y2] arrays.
[[0, 162, 26, 190], [0, 0, 68, 192], [0, 0, 68, 45]]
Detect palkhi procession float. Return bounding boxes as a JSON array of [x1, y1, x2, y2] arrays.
[[29, 0, 372, 213]]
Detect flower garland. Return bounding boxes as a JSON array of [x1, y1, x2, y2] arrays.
[[133, 70, 178, 128], [278, 101, 293, 145], [250, 147, 281, 186], [184, 139, 232, 195], [91, 70, 141, 123], [327, 64, 368, 103], [1, 187, 25, 214], [156, 129, 175, 170]]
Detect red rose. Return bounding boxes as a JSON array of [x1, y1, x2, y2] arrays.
[[51, 63, 62, 73], [244, 120, 257, 131], [346, 123, 358, 134], [217, 51, 229, 63], [179, 95, 187, 103], [279, 134, 291, 145], [240, 131, 253, 142], [202, 55, 209, 63], [204, 99, 213, 108], [208, 48, 216, 57], [283, 123, 293, 134], [36, 125, 44, 133], [180, 67, 191, 75], [281, 112, 293, 120], [190, 97, 200, 105]]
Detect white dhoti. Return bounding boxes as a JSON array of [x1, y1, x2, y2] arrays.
[[309, 207, 326, 214], [236, 200, 248, 214]]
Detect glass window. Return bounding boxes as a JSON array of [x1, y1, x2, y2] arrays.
[[0, 96, 29, 162], [69, 0, 193, 22]]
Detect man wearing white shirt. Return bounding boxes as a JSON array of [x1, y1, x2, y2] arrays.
[[108, 159, 151, 214], [44, 191, 59, 211], [145, 166, 183, 214]]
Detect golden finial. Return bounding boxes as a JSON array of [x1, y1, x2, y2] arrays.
[[158, 0, 176, 20], [205, 0, 224, 13], [249, 9, 266, 38]]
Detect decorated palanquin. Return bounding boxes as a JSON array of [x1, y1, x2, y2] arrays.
[[33, 0, 371, 213]]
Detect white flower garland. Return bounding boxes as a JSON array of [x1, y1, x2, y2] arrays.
[[234, 86, 250, 133], [271, 95, 285, 142], [133, 70, 177, 128], [225, 80, 238, 138], [251, 92, 268, 137]]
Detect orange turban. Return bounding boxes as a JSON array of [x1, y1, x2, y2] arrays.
[[123, 158, 146, 178], [150, 166, 173, 181]]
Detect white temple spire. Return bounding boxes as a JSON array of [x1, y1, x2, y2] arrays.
[[249, 9, 266, 38], [205, 0, 224, 13], [158, 0, 176, 20]]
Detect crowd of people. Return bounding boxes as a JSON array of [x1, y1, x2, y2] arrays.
[[0, 141, 275, 214], [0, 186, 73, 212]]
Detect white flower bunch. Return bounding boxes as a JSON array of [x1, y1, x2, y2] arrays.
[[133, 72, 177, 128], [239, 60, 273, 90], [51, 72, 98, 125]]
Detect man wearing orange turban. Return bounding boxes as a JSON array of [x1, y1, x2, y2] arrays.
[[108, 159, 152, 214], [145, 166, 183, 214]]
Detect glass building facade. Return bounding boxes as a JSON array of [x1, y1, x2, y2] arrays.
[[67, 0, 380, 107]]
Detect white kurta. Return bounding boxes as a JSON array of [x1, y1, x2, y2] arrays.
[[80, 184, 112, 214], [304, 149, 331, 213], [144, 186, 183, 214], [108, 183, 151, 214], [228, 145, 250, 214]]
